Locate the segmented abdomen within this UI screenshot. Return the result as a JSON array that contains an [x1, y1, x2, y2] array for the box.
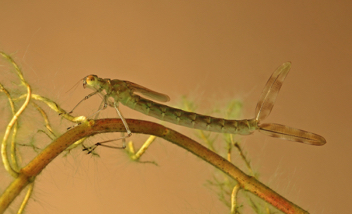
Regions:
[[122, 94, 257, 135]]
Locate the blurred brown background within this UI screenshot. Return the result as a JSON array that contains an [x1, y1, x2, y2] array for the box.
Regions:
[[1, 1, 351, 213]]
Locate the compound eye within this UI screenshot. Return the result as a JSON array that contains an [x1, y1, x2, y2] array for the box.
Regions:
[[86, 75, 96, 82]]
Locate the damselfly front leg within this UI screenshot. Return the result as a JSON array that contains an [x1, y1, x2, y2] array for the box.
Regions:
[[68, 89, 102, 114], [64, 90, 106, 130]]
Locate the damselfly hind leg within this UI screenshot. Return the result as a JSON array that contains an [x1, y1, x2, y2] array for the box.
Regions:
[[82, 101, 132, 153]]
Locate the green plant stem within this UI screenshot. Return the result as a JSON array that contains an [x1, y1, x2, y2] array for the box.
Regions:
[[1, 84, 31, 178], [0, 119, 308, 214]]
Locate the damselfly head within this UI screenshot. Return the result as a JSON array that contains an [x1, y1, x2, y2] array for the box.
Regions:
[[83, 75, 99, 89]]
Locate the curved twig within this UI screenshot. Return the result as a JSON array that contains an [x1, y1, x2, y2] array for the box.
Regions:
[[0, 119, 308, 214]]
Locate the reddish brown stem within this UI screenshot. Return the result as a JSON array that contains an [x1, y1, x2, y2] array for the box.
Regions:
[[0, 119, 308, 214]]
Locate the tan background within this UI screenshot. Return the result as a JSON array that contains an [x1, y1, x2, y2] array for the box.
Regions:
[[1, 1, 351, 213]]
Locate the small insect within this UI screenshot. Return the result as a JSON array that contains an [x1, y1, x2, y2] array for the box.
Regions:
[[68, 62, 326, 152]]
